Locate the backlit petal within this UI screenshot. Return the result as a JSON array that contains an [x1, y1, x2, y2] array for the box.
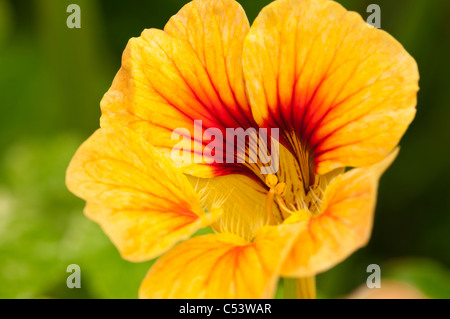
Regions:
[[139, 224, 301, 299], [188, 173, 277, 242], [101, 0, 253, 178], [164, 0, 252, 124], [281, 149, 398, 276], [66, 127, 219, 262], [243, 0, 418, 174]]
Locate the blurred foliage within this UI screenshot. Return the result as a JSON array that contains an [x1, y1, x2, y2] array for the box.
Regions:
[[0, 0, 449, 298], [384, 258, 450, 299]]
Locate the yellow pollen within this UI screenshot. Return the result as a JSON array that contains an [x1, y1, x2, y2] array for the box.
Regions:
[[275, 183, 286, 196], [265, 174, 278, 189]]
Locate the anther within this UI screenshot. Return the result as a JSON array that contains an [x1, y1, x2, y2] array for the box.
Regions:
[[275, 183, 286, 196], [265, 174, 278, 189]]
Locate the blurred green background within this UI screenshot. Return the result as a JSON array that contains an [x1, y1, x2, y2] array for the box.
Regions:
[[0, 0, 449, 298]]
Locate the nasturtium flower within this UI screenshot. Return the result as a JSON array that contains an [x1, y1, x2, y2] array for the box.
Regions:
[[66, 0, 418, 298]]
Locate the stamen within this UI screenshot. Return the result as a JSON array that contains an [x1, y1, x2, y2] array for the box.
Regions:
[[275, 195, 296, 219], [275, 183, 286, 196], [265, 175, 285, 224], [265, 174, 278, 189], [308, 185, 323, 216], [265, 188, 276, 225]]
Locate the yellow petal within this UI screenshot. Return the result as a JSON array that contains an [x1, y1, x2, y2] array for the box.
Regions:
[[101, 0, 253, 178], [243, 0, 418, 175], [139, 224, 301, 299], [188, 173, 277, 242], [66, 127, 219, 262], [281, 149, 398, 277]]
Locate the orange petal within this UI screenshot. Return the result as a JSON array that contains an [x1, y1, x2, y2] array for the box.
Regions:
[[281, 149, 398, 277], [164, 0, 252, 125], [139, 224, 301, 298], [101, 0, 253, 178], [243, 0, 419, 175], [66, 127, 219, 262]]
